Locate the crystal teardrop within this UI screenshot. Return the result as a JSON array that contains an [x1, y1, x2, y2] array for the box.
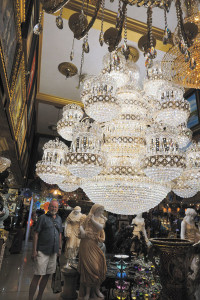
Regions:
[[56, 16, 63, 29], [184, 50, 190, 62], [70, 50, 74, 61], [190, 58, 196, 70], [83, 41, 89, 53], [99, 32, 104, 46], [145, 58, 153, 68], [33, 23, 42, 35]]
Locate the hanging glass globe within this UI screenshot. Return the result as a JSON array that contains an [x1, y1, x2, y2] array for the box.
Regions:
[[57, 104, 84, 141], [81, 74, 120, 122], [65, 119, 104, 178], [36, 138, 68, 184], [143, 123, 186, 182]]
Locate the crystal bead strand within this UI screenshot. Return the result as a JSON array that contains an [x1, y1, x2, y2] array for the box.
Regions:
[[56, 8, 63, 29], [99, 0, 105, 46], [33, 9, 44, 35], [175, 0, 196, 69], [163, 7, 171, 45], [122, 5, 130, 60]]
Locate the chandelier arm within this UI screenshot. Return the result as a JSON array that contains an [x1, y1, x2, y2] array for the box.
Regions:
[[108, 2, 128, 52], [40, 0, 72, 14], [74, 0, 102, 40]]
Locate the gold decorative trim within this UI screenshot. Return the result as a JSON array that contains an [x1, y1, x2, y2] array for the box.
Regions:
[[9, 55, 26, 140], [0, 0, 23, 102], [19, 0, 26, 22], [37, 3, 44, 94], [36, 92, 84, 108]]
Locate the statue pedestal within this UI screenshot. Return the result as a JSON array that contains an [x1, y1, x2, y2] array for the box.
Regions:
[[150, 238, 193, 300], [59, 267, 79, 300]]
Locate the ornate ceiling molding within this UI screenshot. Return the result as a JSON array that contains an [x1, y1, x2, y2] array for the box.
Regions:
[[36, 92, 84, 107]]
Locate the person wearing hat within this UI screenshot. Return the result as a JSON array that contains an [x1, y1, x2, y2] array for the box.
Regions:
[[64, 206, 86, 268]]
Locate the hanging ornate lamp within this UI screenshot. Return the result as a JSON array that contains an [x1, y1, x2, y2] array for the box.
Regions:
[[57, 104, 84, 141], [36, 138, 68, 184]]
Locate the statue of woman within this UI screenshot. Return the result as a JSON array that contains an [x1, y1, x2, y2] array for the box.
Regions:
[[130, 213, 151, 257], [64, 206, 86, 268], [181, 208, 200, 299], [78, 204, 107, 300], [181, 208, 200, 243]]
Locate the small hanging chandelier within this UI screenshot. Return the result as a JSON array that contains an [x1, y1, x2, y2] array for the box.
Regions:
[[57, 104, 84, 141], [36, 138, 68, 184], [81, 74, 120, 123]]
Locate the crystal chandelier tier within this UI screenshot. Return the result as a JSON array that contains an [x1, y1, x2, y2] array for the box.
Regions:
[[143, 123, 186, 182], [36, 138, 68, 184], [172, 169, 198, 198], [102, 52, 129, 88], [185, 142, 200, 189], [65, 119, 104, 178], [58, 170, 80, 192], [81, 170, 171, 215], [177, 123, 192, 148], [57, 104, 84, 141], [81, 74, 120, 122], [153, 83, 190, 127], [0, 157, 11, 173], [143, 61, 169, 98]]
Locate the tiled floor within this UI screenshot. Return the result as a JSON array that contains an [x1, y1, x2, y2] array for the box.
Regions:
[[0, 241, 63, 300]]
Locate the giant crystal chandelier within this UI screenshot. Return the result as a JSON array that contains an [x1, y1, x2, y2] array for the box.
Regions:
[[36, 54, 200, 215]]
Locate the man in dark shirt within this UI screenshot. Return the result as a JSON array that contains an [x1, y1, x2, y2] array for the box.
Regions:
[[29, 200, 62, 300]]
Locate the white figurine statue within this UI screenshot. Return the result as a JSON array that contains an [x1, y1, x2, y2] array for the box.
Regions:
[[131, 213, 151, 256], [64, 206, 86, 268], [0, 196, 9, 229], [181, 208, 200, 300], [181, 208, 200, 243]]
